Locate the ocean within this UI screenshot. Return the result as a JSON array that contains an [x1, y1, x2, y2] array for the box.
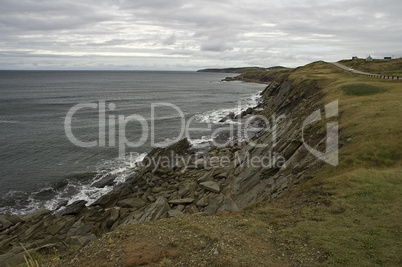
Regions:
[[0, 70, 266, 214]]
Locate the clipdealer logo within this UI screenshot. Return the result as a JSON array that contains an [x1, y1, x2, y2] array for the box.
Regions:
[[64, 99, 339, 167]]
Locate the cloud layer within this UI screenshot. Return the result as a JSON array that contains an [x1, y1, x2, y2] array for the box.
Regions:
[[0, 0, 401, 70]]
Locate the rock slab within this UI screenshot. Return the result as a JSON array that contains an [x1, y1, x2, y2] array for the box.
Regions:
[[200, 181, 220, 193]]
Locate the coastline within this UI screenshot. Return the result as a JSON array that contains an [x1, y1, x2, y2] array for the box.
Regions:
[[0, 71, 278, 265], [1, 64, 307, 265], [2, 60, 401, 266], [0, 72, 264, 215]]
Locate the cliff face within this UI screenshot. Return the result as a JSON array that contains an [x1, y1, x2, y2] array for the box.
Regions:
[[0, 62, 331, 266]]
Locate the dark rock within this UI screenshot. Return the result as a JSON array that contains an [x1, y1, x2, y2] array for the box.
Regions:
[[143, 138, 191, 172], [168, 210, 183, 217], [67, 221, 93, 237], [214, 172, 228, 179], [0, 214, 24, 231], [204, 194, 224, 215], [57, 200, 87, 216], [152, 186, 164, 193], [196, 196, 209, 207], [219, 196, 240, 212], [178, 182, 197, 197], [147, 195, 156, 202], [118, 185, 133, 197], [117, 198, 147, 209], [194, 158, 205, 169], [46, 219, 67, 235], [23, 208, 51, 221], [168, 198, 195, 205], [176, 205, 185, 212], [24, 220, 44, 239], [141, 188, 152, 202], [90, 189, 121, 208], [134, 197, 171, 223], [184, 204, 199, 214], [219, 112, 236, 123], [91, 174, 117, 188], [238, 107, 254, 118]]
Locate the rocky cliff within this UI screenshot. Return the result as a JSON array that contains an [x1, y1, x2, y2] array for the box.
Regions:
[[0, 62, 331, 266]]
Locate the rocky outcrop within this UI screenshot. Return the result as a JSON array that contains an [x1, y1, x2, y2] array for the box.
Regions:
[[0, 70, 327, 267]]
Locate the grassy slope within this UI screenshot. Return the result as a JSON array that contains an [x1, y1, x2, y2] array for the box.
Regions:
[[42, 62, 402, 266], [234, 68, 291, 83], [197, 66, 285, 73], [257, 61, 402, 265], [339, 58, 402, 76]]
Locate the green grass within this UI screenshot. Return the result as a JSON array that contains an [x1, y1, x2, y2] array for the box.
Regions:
[[248, 168, 402, 266], [339, 58, 402, 74], [253, 60, 402, 265], [341, 83, 385, 96]]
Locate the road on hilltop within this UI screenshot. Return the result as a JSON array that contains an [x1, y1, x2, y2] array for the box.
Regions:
[[331, 62, 374, 75]]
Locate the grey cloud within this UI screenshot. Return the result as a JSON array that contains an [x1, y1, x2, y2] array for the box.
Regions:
[[163, 34, 176, 46], [200, 41, 233, 52], [0, 0, 401, 70]]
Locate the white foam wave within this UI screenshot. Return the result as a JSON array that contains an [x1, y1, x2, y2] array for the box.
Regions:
[[189, 135, 214, 148], [57, 153, 147, 207], [194, 92, 261, 124], [0, 152, 147, 215]]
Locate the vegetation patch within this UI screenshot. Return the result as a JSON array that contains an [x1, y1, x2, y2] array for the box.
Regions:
[[341, 83, 385, 96]]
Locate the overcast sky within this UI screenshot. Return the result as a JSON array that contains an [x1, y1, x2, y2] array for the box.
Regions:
[[0, 0, 401, 70]]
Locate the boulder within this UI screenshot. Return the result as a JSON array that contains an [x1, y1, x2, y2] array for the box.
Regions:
[[196, 196, 209, 207], [136, 197, 171, 223], [67, 221, 92, 237], [151, 187, 164, 193], [219, 112, 236, 122], [0, 214, 24, 231], [117, 198, 147, 209], [203, 194, 224, 215], [46, 219, 68, 235], [178, 182, 197, 197], [90, 189, 121, 208], [194, 158, 205, 169], [57, 200, 87, 216], [91, 174, 117, 188], [168, 210, 183, 218], [147, 195, 156, 202], [199, 181, 220, 193], [218, 196, 240, 212], [168, 198, 195, 205], [23, 208, 51, 221], [143, 138, 191, 172]]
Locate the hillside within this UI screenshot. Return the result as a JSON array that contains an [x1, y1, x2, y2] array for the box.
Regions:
[[2, 61, 401, 267], [339, 58, 402, 76], [197, 66, 285, 74], [222, 67, 291, 83]]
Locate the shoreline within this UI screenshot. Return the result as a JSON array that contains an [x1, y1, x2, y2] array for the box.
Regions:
[[2, 60, 400, 266], [0, 64, 323, 266], [0, 79, 264, 216], [0, 74, 264, 215]]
